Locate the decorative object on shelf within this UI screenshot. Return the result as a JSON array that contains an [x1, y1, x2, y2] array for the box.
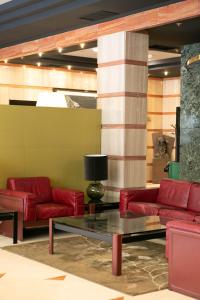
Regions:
[[84, 154, 108, 203], [152, 133, 175, 184]]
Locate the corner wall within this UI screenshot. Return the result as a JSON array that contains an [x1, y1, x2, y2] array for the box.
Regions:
[[0, 105, 101, 192], [147, 77, 180, 183]]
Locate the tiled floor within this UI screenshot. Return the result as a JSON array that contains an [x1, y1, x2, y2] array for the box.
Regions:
[[0, 234, 195, 300]]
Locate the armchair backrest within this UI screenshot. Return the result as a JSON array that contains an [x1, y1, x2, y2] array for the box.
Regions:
[[7, 177, 52, 202], [157, 178, 192, 209]]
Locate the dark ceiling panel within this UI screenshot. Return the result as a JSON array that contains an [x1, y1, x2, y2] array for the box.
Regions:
[[0, 0, 181, 48]]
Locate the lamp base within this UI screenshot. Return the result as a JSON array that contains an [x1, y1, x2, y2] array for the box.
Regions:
[[87, 182, 104, 204]]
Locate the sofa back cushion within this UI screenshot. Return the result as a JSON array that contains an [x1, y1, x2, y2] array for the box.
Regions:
[[7, 177, 52, 202], [188, 183, 200, 212], [157, 178, 192, 209]]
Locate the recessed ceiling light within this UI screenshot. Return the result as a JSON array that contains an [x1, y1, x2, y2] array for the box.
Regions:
[[38, 52, 43, 57], [148, 54, 153, 59], [37, 62, 41, 67], [176, 22, 182, 27], [4, 59, 8, 63], [67, 65, 72, 70], [80, 43, 85, 49], [92, 47, 98, 52], [164, 70, 169, 76], [58, 47, 63, 53]]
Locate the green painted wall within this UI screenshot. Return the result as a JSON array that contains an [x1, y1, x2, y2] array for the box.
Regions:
[[0, 105, 101, 193]]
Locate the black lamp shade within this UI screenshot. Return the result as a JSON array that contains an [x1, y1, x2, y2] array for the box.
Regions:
[[84, 154, 108, 181]]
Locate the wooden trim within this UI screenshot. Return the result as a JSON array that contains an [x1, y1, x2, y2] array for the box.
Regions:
[[104, 186, 145, 192], [148, 94, 163, 99], [148, 77, 164, 81], [147, 145, 176, 149], [102, 124, 146, 129], [0, 62, 96, 75], [0, 83, 52, 90], [147, 128, 175, 132], [98, 92, 147, 98], [108, 155, 146, 160], [163, 94, 180, 98], [147, 163, 153, 166], [163, 77, 180, 81], [147, 180, 153, 183], [148, 112, 176, 115], [0, 1, 199, 60], [98, 59, 147, 68]]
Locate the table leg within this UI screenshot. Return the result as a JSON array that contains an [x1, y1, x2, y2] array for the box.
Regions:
[[49, 218, 54, 254], [13, 212, 18, 244], [112, 234, 122, 276]]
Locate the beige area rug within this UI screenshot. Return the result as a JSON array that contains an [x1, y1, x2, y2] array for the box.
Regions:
[[3, 236, 168, 296]]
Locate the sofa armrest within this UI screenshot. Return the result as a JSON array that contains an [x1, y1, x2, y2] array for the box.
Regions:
[[0, 189, 40, 221], [52, 188, 84, 216], [120, 188, 159, 213]]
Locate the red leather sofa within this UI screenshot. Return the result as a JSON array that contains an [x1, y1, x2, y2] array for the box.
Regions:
[[0, 177, 84, 240], [120, 178, 200, 223], [167, 220, 200, 299]]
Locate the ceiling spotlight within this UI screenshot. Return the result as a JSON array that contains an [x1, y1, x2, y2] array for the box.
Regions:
[[37, 62, 41, 67], [80, 43, 85, 49], [58, 47, 63, 53], [38, 52, 43, 57], [164, 70, 169, 76], [92, 47, 98, 52], [148, 54, 153, 59], [4, 59, 8, 63], [176, 22, 182, 27], [67, 65, 72, 70]]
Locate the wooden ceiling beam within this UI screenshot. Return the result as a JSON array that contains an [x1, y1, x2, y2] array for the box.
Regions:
[[0, 0, 199, 60]]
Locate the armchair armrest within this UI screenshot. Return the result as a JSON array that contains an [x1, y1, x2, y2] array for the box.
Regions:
[[120, 188, 159, 213], [0, 189, 40, 221], [52, 188, 84, 216]]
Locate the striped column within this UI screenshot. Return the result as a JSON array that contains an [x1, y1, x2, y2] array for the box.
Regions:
[[97, 31, 148, 199]]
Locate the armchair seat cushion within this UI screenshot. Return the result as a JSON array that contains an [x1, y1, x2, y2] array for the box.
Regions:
[[36, 203, 74, 220], [159, 208, 196, 222]]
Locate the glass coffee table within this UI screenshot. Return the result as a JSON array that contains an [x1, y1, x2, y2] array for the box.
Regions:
[[49, 210, 166, 276]]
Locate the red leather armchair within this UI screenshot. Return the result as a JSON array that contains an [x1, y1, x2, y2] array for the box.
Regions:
[[0, 177, 84, 240]]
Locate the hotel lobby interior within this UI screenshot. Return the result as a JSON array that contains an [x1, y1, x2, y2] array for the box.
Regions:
[[0, 0, 200, 299]]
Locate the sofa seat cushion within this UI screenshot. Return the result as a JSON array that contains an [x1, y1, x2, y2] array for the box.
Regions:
[[128, 202, 163, 216], [157, 179, 192, 209], [159, 208, 196, 222], [36, 203, 74, 220]]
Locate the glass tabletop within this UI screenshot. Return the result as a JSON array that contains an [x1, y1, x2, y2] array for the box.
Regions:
[[53, 210, 166, 235]]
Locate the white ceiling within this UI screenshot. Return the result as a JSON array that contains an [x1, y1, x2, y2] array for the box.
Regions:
[[65, 47, 180, 61]]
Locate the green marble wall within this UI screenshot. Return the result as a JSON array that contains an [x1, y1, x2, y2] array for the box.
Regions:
[[180, 42, 200, 181]]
